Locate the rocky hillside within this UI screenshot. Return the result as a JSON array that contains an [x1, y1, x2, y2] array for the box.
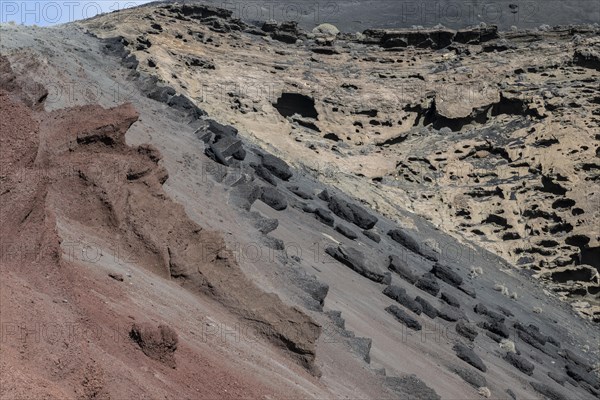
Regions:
[[1, 2, 599, 400], [80, 3, 599, 320]]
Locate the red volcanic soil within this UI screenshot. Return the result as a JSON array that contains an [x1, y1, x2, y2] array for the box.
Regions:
[[0, 56, 319, 399]]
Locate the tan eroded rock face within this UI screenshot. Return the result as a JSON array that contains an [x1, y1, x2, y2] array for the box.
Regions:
[[81, 5, 599, 319]]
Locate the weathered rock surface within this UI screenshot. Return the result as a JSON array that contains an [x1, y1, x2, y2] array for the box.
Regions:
[[415, 273, 440, 296], [452, 343, 487, 372], [81, 4, 600, 321], [504, 353, 535, 376], [385, 305, 422, 331], [130, 323, 179, 368], [383, 285, 423, 315], [328, 196, 378, 229], [325, 245, 390, 283], [388, 255, 419, 284]]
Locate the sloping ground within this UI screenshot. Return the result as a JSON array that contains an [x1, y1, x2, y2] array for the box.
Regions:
[[1, 5, 600, 400], [78, 3, 599, 320], [0, 55, 326, 399]]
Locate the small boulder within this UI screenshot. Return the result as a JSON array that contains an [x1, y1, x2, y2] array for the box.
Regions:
[[259, 153, 293, 180], [387, 229, 438, 261], [388, 255, 418, 284], [431, 263, 463, 287], [287, 185, 313, 200], [504, 353, 534, 376], [385, 305, 422, 331], [335, 224, 358, 240], [109, 272, 124, 282], [453, 343, 486, 372], [453, 366, 486, 388], [363, 230, 381, 243], [251, 163, 277, 186], [328, 196, 378, 229], [259, 187, 288, 210], [441, 292, 460, 308], [415, 273, 440, 296], [325, 245, 388, 283], [383, 285, 423, 315], [130, 323, 178, 368], [530, 382, 569, 400], [314, 208, 335, 227], [456, 320, 478, 341], [312, 23, 340, 39], [415, 296, 438, 319]]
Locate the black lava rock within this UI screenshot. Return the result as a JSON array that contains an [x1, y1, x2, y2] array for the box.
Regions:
[[438, 305, 466, 322], [455, 320, 478, 341], [328, 196, 378, 229], [441, 292, 460, 308], [415, 296, 438, 319], [314, 208, 334, 227], [431, 263, 463, 287], [566, 363, 599, 388], [287, 185, 313, 200], [383, 285, 423, 315], [388, 255, 418, 284], [325, 246, 389, 283], [387, 229, 438, 261], [317, 189, 330, 201], [335, 224, 358, 240], [453, 366, 486, 388], [415, 273, 440, 296], [363, 230, 381, 243], [385, 305, 422, 331], [259, 187, 288, 210], [530, 382, 569, 400], [385, 375, 440, 400], [504, 352, 534, 376], [483, 321, 510, 339], [474, 304, 505, 324], [453, 343, 487, 372], [259, 153, 293, 180]]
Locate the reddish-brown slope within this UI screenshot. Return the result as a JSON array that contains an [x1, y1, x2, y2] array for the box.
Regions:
[[0, 55, 320, 399]]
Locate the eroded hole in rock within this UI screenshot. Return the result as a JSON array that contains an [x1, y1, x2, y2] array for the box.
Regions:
[[551, 268, 593, 283], [552, 198, 576, 209], [274, 93, 318, 119], [565, 234, 591, 248], [580, 246, 600, 271]]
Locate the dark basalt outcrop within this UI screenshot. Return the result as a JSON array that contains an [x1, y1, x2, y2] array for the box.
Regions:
[[385, 375, 440, 400], [388, 255, 419, 284], [259, 153, 293, 181], [431, 263, 463, 287], [325, 246, 390, 283], [455, 320, 478, 341], [452, 343, 486, 372], [328, 196, 378, 230], [259, 187, 288, 211], [334, 223, 358, 240], [385, 305, 422, 331], [383, 285, 423, 315], [504, 353, 535, 376], [387, 229, 438, 261], [415, 296, 438, 319], [368, 26, 499, 50], [415, 273, 440, 296]]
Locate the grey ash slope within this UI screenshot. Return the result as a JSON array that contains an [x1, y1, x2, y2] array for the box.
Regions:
[[2, 10, 599, 400], [78, 1, 600, 323], [91, 26, 599, 399]]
